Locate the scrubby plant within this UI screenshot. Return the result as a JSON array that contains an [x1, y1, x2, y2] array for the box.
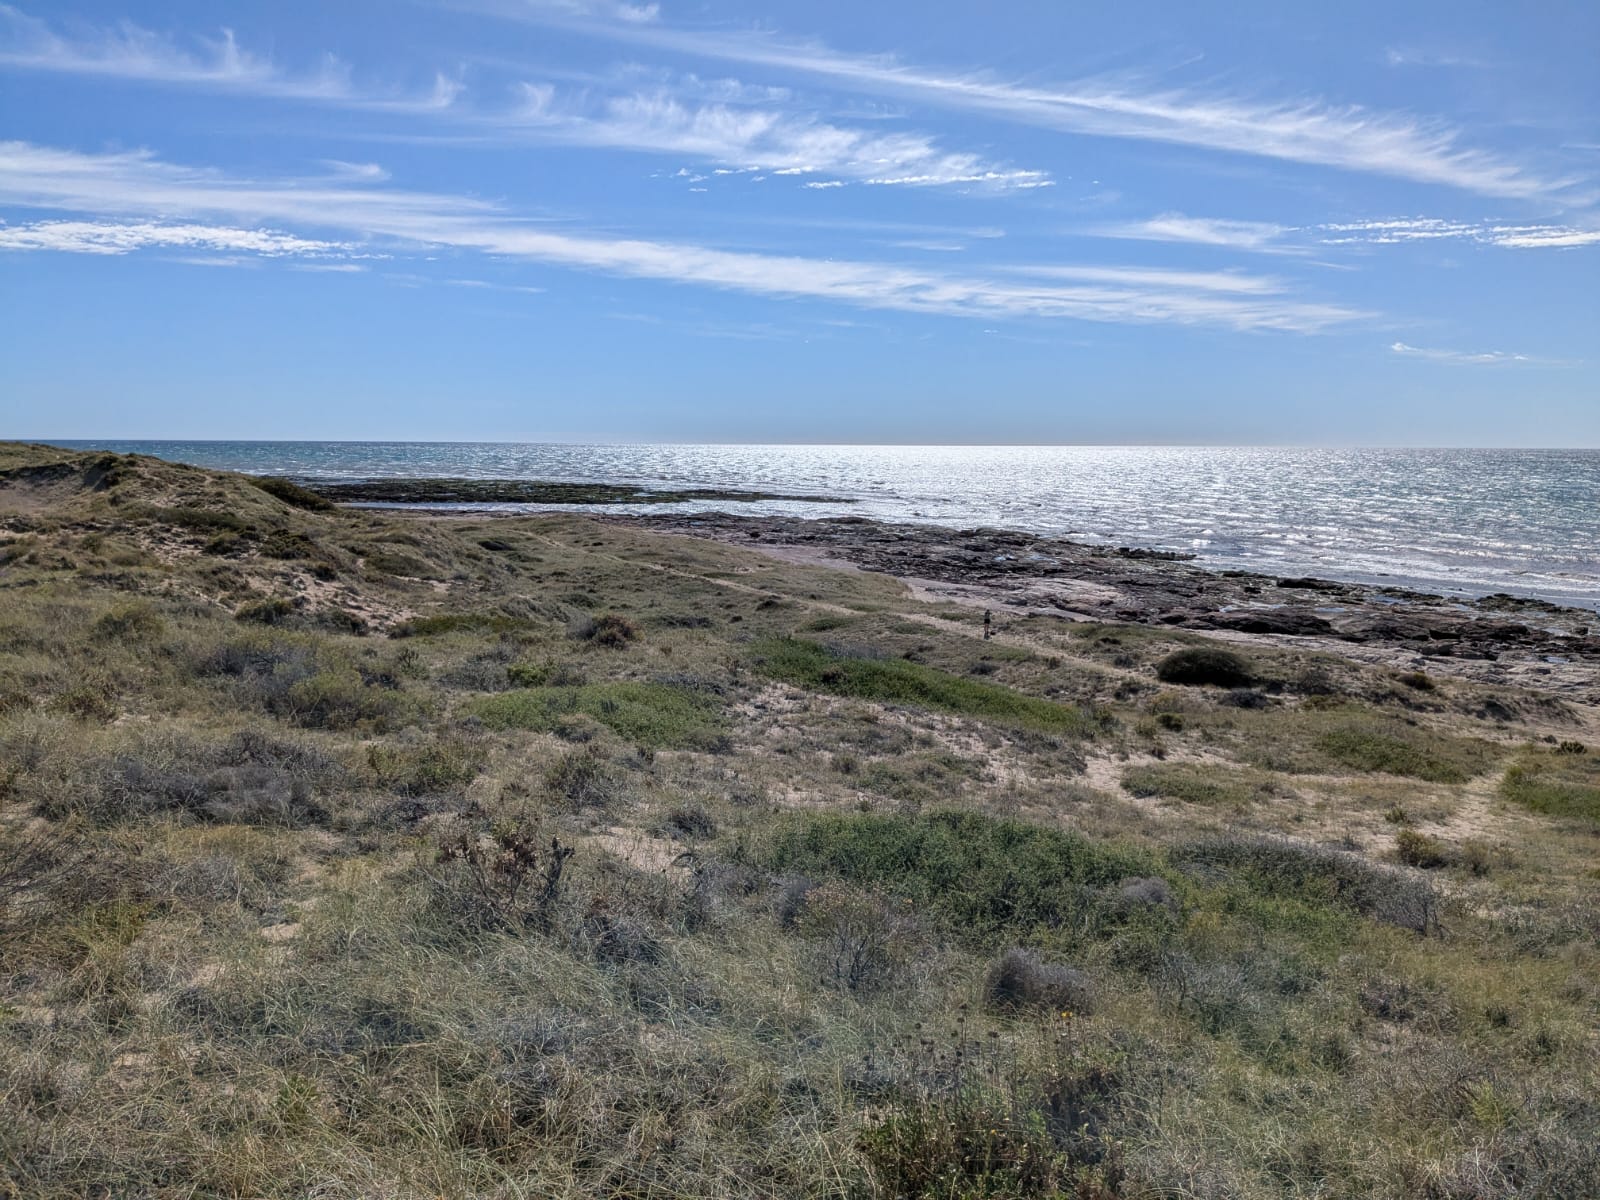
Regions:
[[984, 948, 1096, 1014], [1154, 647, 1255, 688], [1175, 835, 1439, 934], [91, 603, 165, 642], [753, 637, 1093, 734], [472, 680, 725, 749], [575, 612, 639, 647], [247, 475, 334, 511], [1395, 828, 1451, 868], [543, 743, 628, 810], [797, 880, 917, 992], [1501, 751, 1600, 823], [766, 810, 1154, 939], [235, 597, 296, 625], [427, 824, 574, 933]]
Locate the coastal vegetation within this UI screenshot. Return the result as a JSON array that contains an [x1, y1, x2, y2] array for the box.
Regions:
[[0, 443, 1596, 1199]]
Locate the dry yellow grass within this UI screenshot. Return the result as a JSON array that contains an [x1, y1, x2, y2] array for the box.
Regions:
[[1, 443, 1596, 1199]]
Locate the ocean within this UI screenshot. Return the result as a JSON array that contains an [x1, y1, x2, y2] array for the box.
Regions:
[[49, 441, 1600, 611]]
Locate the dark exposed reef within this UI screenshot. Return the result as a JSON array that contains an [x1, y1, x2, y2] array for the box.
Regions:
[[291, 476, 853, 507], [606, 510, 1600, 699]]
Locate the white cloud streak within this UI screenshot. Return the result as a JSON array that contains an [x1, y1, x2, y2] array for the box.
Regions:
[[471, 3, 1570, 199], [0, 218, 355, 258], [0, 141, 1365, 332], [508, 82, 1051, 190], [1099, 212, 1600, 253], [1389, 341, 1571, 367], [1320, 217, 1600, 248], [1097, 213, 1294, 251], [1, 9, 1049, 194], [0, 5, 459, 110]]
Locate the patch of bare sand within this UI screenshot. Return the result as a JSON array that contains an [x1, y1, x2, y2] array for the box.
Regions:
[[590, 829, 687, 874]]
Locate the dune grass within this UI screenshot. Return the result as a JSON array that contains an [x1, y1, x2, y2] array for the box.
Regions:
[[0, 443, 1596, 1200], [751, 636, 1094, 735], [471, 680, 727, 749]]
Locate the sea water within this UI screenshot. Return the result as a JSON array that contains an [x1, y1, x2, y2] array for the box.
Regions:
[[50, 441, 1600, 610]]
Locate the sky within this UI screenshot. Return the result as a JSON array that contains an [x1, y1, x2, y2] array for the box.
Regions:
[[1, 0, 1597, 444]]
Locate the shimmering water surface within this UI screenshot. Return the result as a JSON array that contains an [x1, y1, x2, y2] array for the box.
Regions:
[[53, 442, 1600, 610]]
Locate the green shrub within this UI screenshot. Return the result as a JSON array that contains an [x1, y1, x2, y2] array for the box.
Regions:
[[247, 476, 334, 511], [984, 948, 1095, 1014], [1502, 754, 1600, 823], [1233, 706, 1497, 783], [390, 612, 532, 638], [235, 597, 296, 625], [92, 603, 165, 642], [543, 744, 628, 809], [1314, 722, 1480, 783], [1121, 764, 1273, 808], [764, 810, 1152, 939], [1155, 647, 1255, 688], [752, 638, 1092, 735], [152, 506, 251, 534], [363, 550, 435, 578], [1175, 836, 1438, 934], [365, 737, 485, 796], [505, 661, 553, 688], [1395, 828, 1451, 868], [472, 681, 725, 750], [575, 612, 639, 647]]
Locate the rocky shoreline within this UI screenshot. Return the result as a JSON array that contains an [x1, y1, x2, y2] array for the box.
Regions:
[[600, 510, 1600, 702], [293, 476, 852, 507]]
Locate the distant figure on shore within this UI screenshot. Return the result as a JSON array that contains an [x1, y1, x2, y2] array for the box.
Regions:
[[983, 609, 992, 639]]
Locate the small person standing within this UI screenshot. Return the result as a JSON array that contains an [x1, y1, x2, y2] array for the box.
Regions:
[[983, 609, 992, 640]]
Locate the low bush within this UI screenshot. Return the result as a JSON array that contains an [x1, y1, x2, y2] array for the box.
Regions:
[[575, 612, 639, 647], [1154, 647, 1255, 688], [152, 506, 251, 534], [390, 612, 532, 638], [543, 744, 630, 810], [235, 597, 296, 625], [1233, 705, 1497, 783], [753, 638, 1093, 735], [92, 603, 165, 642], [247, 476, 334, 511], [797, 881, 917, 992], [1395, 828, 1451, 868], [363, 549, 436, 578], [1314, 722, 1481, 783], [471, 681, 725, 750], [1175, 836, 1438, 934], [426, 824, 574, 934], [1502, 752, 1600, 823], [1121, 763, 1274, 808], [984, 948, 1096, 1014], [765, 810, 1153, 939], [365, 736, 485, 796], [200, 634, 419, 731]]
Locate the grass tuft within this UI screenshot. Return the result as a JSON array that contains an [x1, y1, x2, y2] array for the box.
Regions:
[[752, 637, 1093, 734]]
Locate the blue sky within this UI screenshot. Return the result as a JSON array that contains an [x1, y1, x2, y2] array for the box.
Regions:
[[1, 0, 1597, 444]]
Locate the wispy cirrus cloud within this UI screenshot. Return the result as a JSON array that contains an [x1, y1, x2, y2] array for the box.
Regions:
[[1096, 213, 1295, 251], [1100, 212, 1600, 252], [0, 9, 1050, 195], [508, 81, 1051, 190], [0, 5, 461, 110], [1390, 341, 1576, 366], [1320, 218, 1600, 248], [0, 218, 357, 258], [463, 2, 1573, 200], [0, 140, 1365, 332]]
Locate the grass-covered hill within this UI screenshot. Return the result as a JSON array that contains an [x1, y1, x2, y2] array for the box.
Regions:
[[1, 442, 1597, 1198]]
